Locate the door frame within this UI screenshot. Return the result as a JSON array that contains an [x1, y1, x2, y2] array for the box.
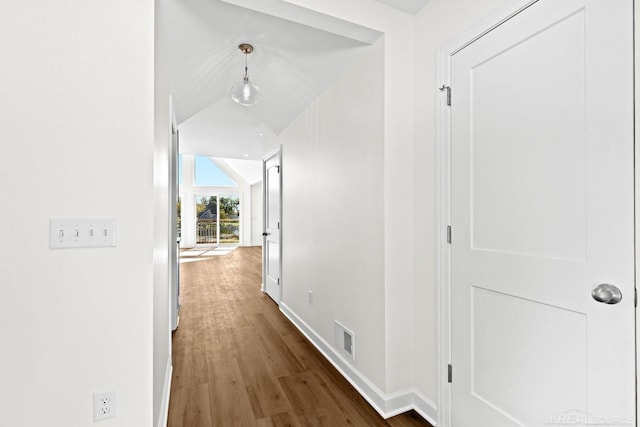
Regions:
[[169, 97, 180, 331], [433, 1, 636, 425], [262, 146, 283, 303]]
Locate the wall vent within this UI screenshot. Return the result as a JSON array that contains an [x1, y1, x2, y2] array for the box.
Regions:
[[334, 321, 355, 360]]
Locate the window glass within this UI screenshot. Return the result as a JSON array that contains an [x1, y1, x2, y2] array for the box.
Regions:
[[194, 156, 237, 186]]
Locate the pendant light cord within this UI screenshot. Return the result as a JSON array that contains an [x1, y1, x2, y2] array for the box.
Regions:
[[244, 54, 249, 81]]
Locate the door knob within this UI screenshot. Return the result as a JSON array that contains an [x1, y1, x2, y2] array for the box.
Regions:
[[591, 283, 623, 304], [262, 232, 270, 237]]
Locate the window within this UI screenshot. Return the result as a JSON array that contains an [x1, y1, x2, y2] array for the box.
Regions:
[[194, 156, 236, 187]]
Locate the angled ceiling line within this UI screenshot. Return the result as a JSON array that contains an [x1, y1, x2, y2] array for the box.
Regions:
[[218, 0, 383, 44], [167, 0, 384, 159]]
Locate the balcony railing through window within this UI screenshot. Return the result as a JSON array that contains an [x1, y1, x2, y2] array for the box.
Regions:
[[196, 219, 217, 244]]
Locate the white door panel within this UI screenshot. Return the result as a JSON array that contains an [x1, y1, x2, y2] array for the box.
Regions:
[[469, 6, 586, 262], [449, 0, 634, 425], [264, 151, 281, 303]]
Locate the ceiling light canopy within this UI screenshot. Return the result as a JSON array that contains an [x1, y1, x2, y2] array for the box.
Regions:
[[230, 43, 262, 107]]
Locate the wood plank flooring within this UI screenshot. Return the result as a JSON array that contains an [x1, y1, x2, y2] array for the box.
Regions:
[[168, 246, 432, 427]]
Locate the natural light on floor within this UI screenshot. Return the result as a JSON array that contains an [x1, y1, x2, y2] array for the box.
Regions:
[[179, 247, 236, 263]]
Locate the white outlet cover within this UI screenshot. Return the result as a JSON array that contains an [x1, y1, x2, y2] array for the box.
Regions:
[[93, 388, 116, 421]]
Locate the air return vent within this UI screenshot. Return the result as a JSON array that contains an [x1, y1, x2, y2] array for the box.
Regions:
[[334, 321, 355, 360]]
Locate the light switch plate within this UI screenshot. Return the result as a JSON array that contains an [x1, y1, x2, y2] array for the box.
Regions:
[[50, 218, 117, 249]]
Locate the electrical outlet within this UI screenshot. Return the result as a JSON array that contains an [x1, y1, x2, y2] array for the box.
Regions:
[[93, 388, 116, 421]]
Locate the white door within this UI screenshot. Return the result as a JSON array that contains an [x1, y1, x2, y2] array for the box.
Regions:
[[170, 124, 180, 330], [263, 150, 281, 303], [449, 1, 635, 426]]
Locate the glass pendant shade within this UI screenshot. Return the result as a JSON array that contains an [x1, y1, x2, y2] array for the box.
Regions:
[[230, 44, 262, 107], [230, 76, 262, 106]]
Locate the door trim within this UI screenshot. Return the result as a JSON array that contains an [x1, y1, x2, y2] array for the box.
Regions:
[[169, 97, 180, 332], [262, 146, 283, 303], [436, 2, 545, 426]]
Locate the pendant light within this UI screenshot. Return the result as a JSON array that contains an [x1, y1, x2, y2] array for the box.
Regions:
[[230, 43, 262, 107]]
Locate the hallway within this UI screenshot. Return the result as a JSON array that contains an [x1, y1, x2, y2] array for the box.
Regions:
[[168, 247, 432, 426]]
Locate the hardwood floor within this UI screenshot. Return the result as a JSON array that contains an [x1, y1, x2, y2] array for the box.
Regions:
[[168, 246, 432, 427]]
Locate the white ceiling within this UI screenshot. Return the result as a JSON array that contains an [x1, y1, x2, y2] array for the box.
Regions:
[[371, 0, 432, 14], [165, 0, 429, 182], [163, 0, 383, 161], [222, 158, 263, 185], [178, 98, 269, 160]]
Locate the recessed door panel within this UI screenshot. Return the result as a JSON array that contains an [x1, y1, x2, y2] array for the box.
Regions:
[[470, 10, 586, 261], [471, 286, 587, 425]]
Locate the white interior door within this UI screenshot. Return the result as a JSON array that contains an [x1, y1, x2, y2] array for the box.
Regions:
[[170, 123, 180, 330], [263, 150, 281, 303], [449, 1, 635, 425]]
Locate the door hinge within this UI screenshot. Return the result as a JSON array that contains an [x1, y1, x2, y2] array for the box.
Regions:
[[276, 165, 280, 173], [635, 288, 637, 307], [277, 221, 280, 229], [448, 364, 453, 383], [440, 85, 451, 106], [277, 278, 280, 286], [447, 226, 452, 244]]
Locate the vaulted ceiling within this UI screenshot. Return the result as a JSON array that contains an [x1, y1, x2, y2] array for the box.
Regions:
[[161, 0, 430, 161]]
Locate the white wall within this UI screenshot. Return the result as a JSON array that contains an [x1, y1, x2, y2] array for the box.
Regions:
[[264, 39, 386, 389], [274, 0, 417, 396], [154, 0, 174, 425], [251, 182, 264, 246], [0, 1, 155, 426], [412, 0, 507, 402]]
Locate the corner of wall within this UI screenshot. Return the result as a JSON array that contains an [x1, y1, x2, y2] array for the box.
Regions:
[[157, 356, 173, 427], [281, 303, 438, 424]]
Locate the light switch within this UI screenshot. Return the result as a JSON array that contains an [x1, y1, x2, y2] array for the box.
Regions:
[[50, 218, 117, 249]]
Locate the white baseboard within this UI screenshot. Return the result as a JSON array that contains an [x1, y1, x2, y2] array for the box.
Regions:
[[279, 303, 438, 424], [380, 389, 437, 424], [158, 356, 173, 427], [384, 389, 415, 417], [413, 390, 438, 426]]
